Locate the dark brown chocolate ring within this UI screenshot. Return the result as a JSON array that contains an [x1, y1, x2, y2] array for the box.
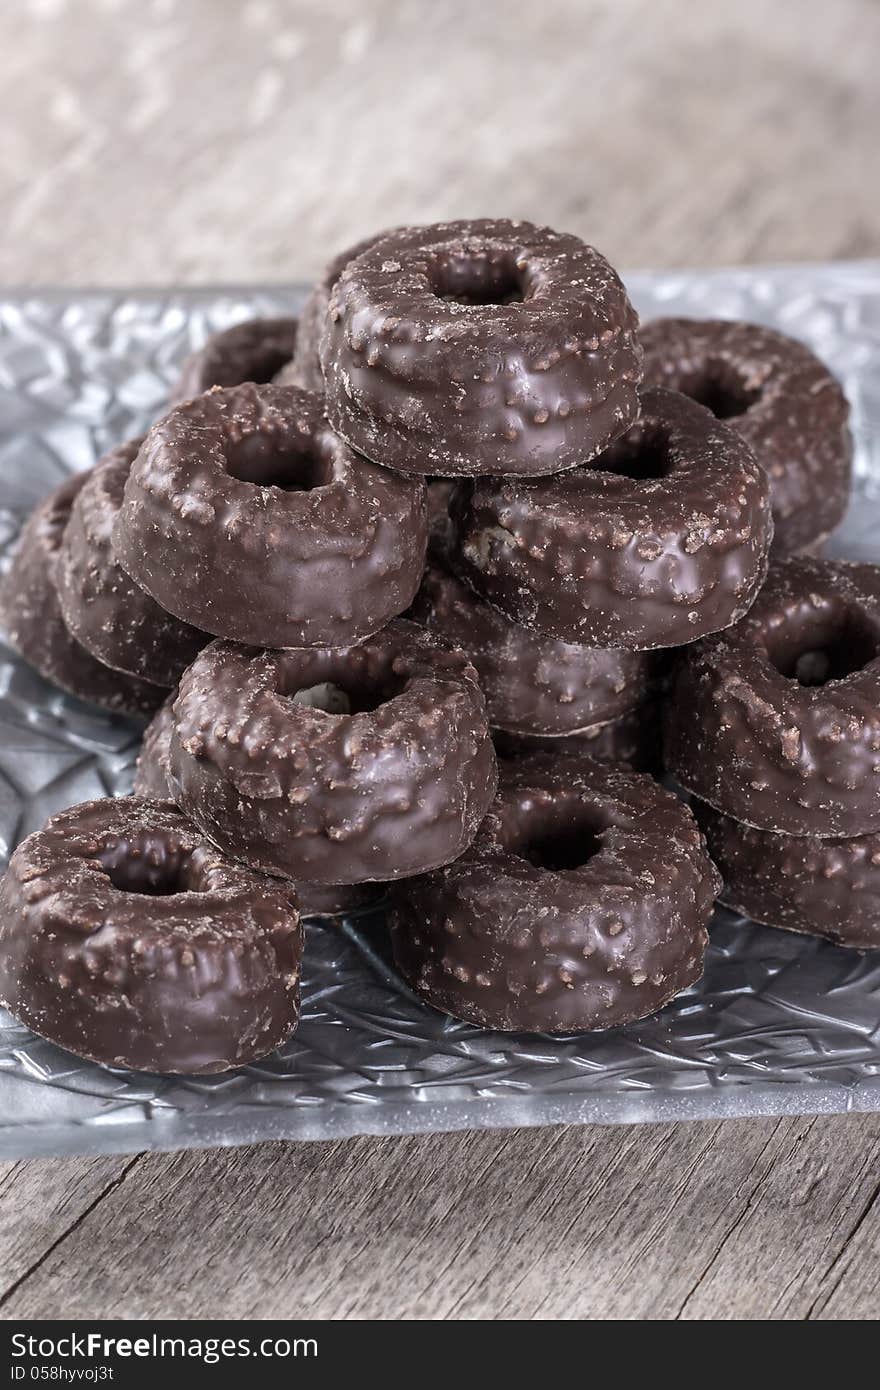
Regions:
[[665, 557, 880, 837], [172, 316, 298, 402], [0, 474, 166, 718], [389, 753, 718, 1033], [57, 440, 208, 686], [410, 547, 654, 735], [640, 317, 852, 555], [169, 619, 497, 885], [287, 229, 399, 392], [320, 218, 642, 478], [112, 382, 428, 649], [0, 796, 302, 1073], [134, 696, 385, 918], [492, 698, 663, 776], [695, 800, 880, 950], [452, 386, 772, 649]]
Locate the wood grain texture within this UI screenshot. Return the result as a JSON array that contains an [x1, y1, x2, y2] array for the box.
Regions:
[[1, 1118, 879, 1319], [1, 0, 879, 1322], [0, 0, 877, 286]]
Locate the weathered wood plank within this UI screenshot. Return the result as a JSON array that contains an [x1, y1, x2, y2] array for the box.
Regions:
[[1, 1119, 878, 1319]]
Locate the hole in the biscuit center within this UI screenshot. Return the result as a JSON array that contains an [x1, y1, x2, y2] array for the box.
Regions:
[[681, 360, 760, 419], [429, 249, 526, 307], [598, 423, 672, 481], [225, 434, 333, 490], [98, 835, 202, 896], [522, 824, 602, 871], [767, 605, 879, 686], [277, 657, 408, 716], [512, 805, 607, 872]]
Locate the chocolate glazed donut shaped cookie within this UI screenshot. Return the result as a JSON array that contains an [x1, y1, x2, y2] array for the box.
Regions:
[[0, 797, 302, 1073], [695, 801, 880, 950], [409, 547, 655, 735], [389, 754, 719, 1033], [112, 383, 428, 649], [172, 316, 298, 402], [665, 557, 880, 837], [320, 218, 643, 478], [453, 387, 773, 649], [134, 696, 385, 918], [640, 317, 852, 554], [169, 620, 498, 885], [57, 440, 208, 686], [0, 474, 165, 718]]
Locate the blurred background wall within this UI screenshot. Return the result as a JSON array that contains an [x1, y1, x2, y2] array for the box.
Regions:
[[1, 0, 878, 285]]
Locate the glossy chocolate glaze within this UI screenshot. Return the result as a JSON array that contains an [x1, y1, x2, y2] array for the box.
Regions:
[[640, 317, 852, 554], [134, 696, 385, 917], [0, 797, 302, 1073], [409, 547, 654, 735], [453, 387, 772, 648], [57, 440, 208, 686], [320, 218, 642, 478], [0, 474, 165, 718], [169, 620, 497, 885], [492, 698, 664, 776], [696, 800, 880, 949], [665, 557, 880, 836], [390, 754, 718, 1032], [112, 382, 428, 649], [172, 316, 298, 402], [288, 229, 399, 392]]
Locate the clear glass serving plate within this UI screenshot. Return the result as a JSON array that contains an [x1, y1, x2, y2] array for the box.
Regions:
[[1, 263, 879, 1160]]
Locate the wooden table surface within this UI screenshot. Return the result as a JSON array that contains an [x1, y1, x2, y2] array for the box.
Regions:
[[1, 0, 879, 1321]]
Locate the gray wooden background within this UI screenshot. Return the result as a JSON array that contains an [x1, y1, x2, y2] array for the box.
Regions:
[[1, 0, 879, 1320]]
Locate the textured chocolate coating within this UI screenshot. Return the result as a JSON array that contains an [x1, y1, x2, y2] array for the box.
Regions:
[[134, 696, 384, 918], [453, 387, 772, 649], [57, 440, 208, 686], [665, 557, 880, 836], [133, 695, 181, 802], [390, 754, 718, 1033], [172, 316, 298, 402], [112, 383, 428, 649], [640, 317, 852, 554], [0, 474, 165, 718], [320, 218, 642, 478], [409, 549, 654, 735], [169, 619, 497, 884], [0, 797, 302, 1073], [288, 230, 399, 392], [492, 699, 664, 776], [695, 801, 880, 950]]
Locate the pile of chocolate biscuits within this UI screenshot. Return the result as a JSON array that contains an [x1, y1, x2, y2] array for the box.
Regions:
[[0, 218, 870, 1076]]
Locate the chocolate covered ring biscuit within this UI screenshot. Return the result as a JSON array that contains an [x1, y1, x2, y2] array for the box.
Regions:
[[321, 218, 642, 478], [695, 801, 880, 950], [134, 697, 384, 918], [665, 557, 880, 837], [169, 619, 497, 884], [410, 549, 654, 735], [492, 700, 663, 775], [113, 383, 428, 649], [0, 797, 302, 1073], [57, 440, 208, 686], [453, 387, 772, 649], [284, 230, 398, 392], [0, 475, 165, 718], [173, 316, 298, 402], [390, 754, 718, 1033], [640, 317, 852, 554]]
